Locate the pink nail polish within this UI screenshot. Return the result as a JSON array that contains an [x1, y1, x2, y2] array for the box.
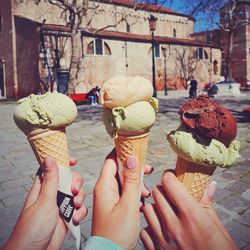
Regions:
[[126, 156, 137, 169], [44, 157, 52, 170]]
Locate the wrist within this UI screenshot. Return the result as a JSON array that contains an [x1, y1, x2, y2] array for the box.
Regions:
[[85, 236, 124, 250]]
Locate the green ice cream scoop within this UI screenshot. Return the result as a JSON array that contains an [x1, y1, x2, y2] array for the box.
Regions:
[[14, 92, 77, 135], [103, 98, 158, 138], [167, 126, 240, 168]]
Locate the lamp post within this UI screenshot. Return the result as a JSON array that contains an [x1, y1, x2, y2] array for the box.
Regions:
[[148, 14, 157, 98], [162, 47, 168, 95]]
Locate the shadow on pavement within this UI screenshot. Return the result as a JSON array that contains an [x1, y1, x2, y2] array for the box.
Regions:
[[75, 97, 250, 124], [214, 98, 250, 124], [76, 105, 103, 122]]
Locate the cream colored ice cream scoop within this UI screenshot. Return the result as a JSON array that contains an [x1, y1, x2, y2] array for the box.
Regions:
[[100, 76, 153, 108], [14, 92, 77, 134], [167, 126, 240, 168], [103, 98, 158, 138]]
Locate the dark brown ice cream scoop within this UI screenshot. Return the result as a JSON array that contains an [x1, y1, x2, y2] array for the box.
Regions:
[[179, 94, 237, 146]]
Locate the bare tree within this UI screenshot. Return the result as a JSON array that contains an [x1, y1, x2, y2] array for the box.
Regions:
[[173, 46, 198, 89], [28, 0, 173, 93], [184, 0, 249, 81]]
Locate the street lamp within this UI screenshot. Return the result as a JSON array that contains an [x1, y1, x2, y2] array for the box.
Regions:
[[162, 47, 168, 95], [148, 14, 157, 98]]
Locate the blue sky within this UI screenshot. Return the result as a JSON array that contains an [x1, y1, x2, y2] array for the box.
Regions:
[[167, 1, 219, 32]]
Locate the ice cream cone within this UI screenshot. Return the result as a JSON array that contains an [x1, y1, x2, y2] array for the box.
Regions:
[[176, 156, 216, 200], [115, 133, 149, 186], [28, 127, 69, 168]]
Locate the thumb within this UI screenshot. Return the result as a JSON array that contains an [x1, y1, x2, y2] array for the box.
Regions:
[[199, 181, 233, 240], [200, 181, 217, 207], [38, 157, 59, 205], [120, 156, 141, 204]]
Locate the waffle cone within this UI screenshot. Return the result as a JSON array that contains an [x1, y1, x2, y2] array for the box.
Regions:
[[176, 156, 216, 200], [28, 128, 69, 167], [115, 133, 149, 186]]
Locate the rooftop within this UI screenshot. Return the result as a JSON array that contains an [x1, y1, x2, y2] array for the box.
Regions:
[[40, 24, 221, 48]]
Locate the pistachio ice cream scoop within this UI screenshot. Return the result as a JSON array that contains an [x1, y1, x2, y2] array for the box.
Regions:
[[14, 92, 77, 135], [167, 125, 240, 168], [103, 99, 158, 137]]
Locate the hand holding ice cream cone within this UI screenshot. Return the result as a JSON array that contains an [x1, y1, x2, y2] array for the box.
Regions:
[[99, 76, 158, 194], [92, 150, 142, 250], [13, 92, 82, 249], [3, 157, 87, 250]]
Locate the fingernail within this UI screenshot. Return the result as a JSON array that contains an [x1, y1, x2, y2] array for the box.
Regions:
[[163, 169, 176, 176], [44, 157, 53, 170], [208, 181, 217, 198], [72, 181, 81, 194], [126, 156, 137, 170], [149, 167, 154, 174]]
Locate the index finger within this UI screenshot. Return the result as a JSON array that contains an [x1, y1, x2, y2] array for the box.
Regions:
[[98, 148, 118, 183], [161, 172, 198, 214], [71, 171, 84, 195]]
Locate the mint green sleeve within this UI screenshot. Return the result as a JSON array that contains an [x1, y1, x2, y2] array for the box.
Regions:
[[84, 236, 124, 250]]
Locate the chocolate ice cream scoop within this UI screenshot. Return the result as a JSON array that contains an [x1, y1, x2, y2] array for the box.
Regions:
[[179, 95, 237, 146]]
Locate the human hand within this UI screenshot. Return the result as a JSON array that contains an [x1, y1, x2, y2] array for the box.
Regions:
[[3, 157, 87, 250], [92, 149, 143, 249], [140, 171, 238, 250]]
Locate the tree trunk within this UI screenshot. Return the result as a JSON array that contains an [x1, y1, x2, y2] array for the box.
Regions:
[[225, 30, 233, 81], [68, 26, 82, 94]]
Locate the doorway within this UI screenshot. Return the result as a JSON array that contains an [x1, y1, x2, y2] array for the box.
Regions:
[[0, 59, 5, 97]]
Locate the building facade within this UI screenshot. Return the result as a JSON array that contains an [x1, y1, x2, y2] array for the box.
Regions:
[[191, 1, 250, 86], [0, 0, 222, 98]]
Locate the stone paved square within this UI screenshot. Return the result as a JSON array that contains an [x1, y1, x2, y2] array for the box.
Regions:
[[0, 90, 249, 249]]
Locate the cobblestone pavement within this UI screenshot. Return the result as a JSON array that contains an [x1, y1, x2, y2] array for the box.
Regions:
[[0, 91, 249, 249]]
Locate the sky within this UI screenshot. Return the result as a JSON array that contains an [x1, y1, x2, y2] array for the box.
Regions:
[[167, 1, 220, 32]]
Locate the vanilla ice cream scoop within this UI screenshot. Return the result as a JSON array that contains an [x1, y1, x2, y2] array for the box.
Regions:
[[167, 125, 240, 168], [14, 92, 77, 134], [99, 76, 153, 108]]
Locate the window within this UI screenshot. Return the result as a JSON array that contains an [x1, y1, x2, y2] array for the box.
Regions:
[[173, 29, 176, 37], [126, 23, 130, 33], [87, 41, 94, 54], [95, 39, 103, 55], [155, 44, 160, 58], [104, 42, 111, 55], [198, 48, 203, 59], [213, 60, 218, 75], [149, 44, 160, 58], [86, 39, 111, 56], [196, 48, 208, 60], [204, 50, 208, 59]]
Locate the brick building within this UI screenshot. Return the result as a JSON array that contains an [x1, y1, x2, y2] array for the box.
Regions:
[[0, 0, 222, 99], [191, 0, 250, 86]]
